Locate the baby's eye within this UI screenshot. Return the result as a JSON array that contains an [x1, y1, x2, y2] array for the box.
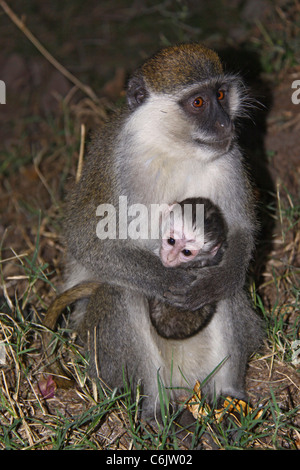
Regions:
[[182, 249, 192, 257], [167, 238, 176, 246]]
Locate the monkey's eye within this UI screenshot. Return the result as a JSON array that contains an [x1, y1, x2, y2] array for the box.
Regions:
[[167, 238, 176, 246], [217, 90, 225, 100], [192, 97, 204, 108], [182, 249, 192, 257]]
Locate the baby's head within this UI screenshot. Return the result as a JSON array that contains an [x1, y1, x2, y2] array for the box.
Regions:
[[160, 199, 226, 268]]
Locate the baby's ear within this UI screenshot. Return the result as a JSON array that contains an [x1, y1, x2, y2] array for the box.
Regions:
[[210, 243, 221, 257]]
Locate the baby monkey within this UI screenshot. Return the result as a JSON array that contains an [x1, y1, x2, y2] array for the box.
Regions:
[[159, 197, 226, 268], [150, 197, 227, 339]]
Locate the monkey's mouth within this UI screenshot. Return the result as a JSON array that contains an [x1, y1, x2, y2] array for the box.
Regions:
[[194, 136, 232, 152]]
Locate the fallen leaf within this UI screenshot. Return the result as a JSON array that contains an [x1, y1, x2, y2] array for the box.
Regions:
[[186, 380, 264, 425], [37, 375, 57, 399]]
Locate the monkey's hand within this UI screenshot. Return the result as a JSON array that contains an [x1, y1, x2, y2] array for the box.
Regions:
[[136, 260, 199, 309], [163, 230, 253, 310]]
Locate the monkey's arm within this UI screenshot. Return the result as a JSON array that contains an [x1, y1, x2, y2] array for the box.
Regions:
[[80, 241, 197, 304]]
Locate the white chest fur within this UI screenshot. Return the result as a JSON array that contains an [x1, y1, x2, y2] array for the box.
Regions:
[[127, 143, 235, 210], [117, 95, 245, 227]]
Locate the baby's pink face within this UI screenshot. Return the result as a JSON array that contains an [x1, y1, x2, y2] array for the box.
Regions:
[[160, 228, 203, 267]]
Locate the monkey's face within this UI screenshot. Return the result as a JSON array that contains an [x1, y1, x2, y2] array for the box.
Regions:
[[160, 233, 203, 268], [127, 74, 245, 163], [178, 80, 237, 153], [125, 44, 253, 164]]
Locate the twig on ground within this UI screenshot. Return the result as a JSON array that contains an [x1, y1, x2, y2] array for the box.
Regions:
[[0, 0, 99, 103]]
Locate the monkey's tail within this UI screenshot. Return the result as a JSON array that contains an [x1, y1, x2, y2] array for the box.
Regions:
[[42, 282, 100, 389]]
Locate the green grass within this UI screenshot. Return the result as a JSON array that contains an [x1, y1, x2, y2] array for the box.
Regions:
[[0, 251, 299, 450]]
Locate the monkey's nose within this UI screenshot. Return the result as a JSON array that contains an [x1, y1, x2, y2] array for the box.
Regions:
[[216, 118, 232, 136], [167, 253, 177, 263]]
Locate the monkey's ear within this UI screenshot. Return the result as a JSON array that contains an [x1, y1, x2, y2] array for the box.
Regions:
[[126, 74, 148, 109]]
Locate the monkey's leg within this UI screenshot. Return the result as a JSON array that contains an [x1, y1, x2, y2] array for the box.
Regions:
[[196, 292, 262, 403], [81, 285, 164, 418], [158, 292, 262, 411]]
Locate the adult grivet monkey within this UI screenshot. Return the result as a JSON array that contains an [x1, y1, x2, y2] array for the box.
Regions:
[[62, 43, 262, 418]]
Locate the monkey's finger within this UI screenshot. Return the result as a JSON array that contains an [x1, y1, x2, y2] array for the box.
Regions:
[[167, 284, 189, 295], [163, 291, 187, 307]]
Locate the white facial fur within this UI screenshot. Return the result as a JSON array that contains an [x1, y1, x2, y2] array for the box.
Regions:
[[117, 78, 249, 230], [160, 229, 203, 267], [159, 202, 203, 267], [120, 95, 228, 204]]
